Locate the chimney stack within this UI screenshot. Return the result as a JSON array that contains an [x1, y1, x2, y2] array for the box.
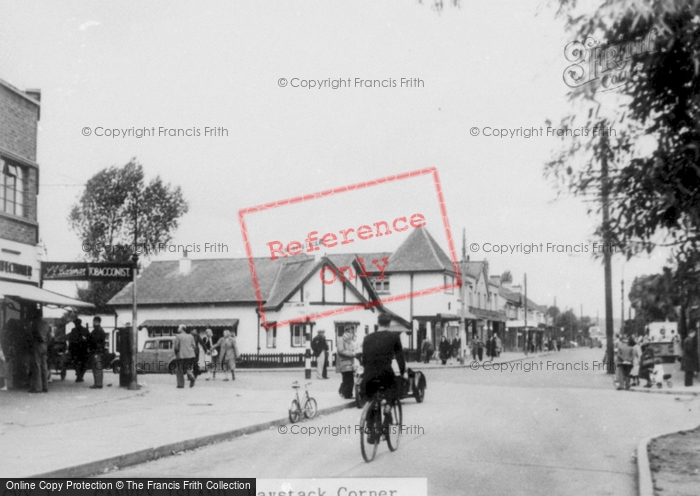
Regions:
[[490, 275, 502, 287], [511, 284, 522, 294], [179, 250, 191, 275]]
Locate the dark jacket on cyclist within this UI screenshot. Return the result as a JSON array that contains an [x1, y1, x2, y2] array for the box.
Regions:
[[361, 329, 406, 399]]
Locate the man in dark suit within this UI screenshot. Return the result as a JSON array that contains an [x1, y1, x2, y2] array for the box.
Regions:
[[361, 313, 406, 403], [311, 330, 329, 379], [68, 319, 90, 383], [89, 316, 106, 389]]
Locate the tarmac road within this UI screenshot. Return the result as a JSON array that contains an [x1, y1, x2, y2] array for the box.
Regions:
[[104, 348, 700, 496]]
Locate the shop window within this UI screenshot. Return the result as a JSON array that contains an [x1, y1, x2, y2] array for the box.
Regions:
[[266, 324, 277, 348], [1, 160, 25, 217]]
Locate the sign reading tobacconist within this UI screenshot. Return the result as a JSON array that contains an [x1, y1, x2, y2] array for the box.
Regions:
[[41, 262, 134, 281]]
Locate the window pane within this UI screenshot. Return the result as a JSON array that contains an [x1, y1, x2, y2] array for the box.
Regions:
[[143, 341, 156, 350]]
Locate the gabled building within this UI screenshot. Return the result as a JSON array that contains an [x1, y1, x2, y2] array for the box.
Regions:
[[461, 261, 506, 343], [108, 253, 402, 357]]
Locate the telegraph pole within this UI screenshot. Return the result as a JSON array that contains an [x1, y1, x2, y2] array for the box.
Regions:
[[129, 193, 140, 390], [601, 122, 615, 373]]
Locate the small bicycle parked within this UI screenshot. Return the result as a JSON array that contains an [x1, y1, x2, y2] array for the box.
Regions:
[[288, 381, 317, 423]]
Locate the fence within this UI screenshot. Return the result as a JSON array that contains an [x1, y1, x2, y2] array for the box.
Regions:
[[237, 349, 422, 368]]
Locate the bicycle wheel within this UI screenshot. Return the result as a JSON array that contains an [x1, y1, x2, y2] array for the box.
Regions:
[[386, 400, 402, 451], [360, 400, 380, 462], [304, 397, 318, 419], [288, 399, 301, 423]]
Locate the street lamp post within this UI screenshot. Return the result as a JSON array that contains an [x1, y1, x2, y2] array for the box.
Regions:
[[128, 195, 140, 390]]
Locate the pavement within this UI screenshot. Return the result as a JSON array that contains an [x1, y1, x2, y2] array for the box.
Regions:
[[101, 348, 700, 496], [0, 350, 548, 478], [2, 348, 698, 483]]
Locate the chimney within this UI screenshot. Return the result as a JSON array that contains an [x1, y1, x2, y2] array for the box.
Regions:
[[490, 275, 501, 287], [511, 284, 522, 294], [179, 250, 191, 275], [502, 281, 512, 290]]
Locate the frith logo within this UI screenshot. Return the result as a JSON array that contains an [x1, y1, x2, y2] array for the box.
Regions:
[[563, 29, 658, 92]]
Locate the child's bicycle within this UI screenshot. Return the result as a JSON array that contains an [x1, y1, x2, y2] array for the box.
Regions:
[[288, 381, 317, 423]]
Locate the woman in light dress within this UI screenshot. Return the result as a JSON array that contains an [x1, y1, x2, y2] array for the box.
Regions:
[[213, 329, 238, 381]]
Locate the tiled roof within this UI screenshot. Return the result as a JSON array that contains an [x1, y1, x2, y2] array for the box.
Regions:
[[462, 261, 486, 280], [264, 258, 320, 309], [326, 252, 392, 272], [387, 228, 456, 272], [109, 255, 312, 306], [498, 286, 542, 310]]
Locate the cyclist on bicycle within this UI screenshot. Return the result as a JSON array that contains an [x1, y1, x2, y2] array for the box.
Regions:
[[361, 312, 406, 443]]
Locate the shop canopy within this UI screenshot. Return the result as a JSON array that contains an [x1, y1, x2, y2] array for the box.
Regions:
[[0, 280, 94, 308], [505, 320, 544, 329]]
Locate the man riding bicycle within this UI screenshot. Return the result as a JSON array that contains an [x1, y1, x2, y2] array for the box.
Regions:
[[361, 312, 406, 443]]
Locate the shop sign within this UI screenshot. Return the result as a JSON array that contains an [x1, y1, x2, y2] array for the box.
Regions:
[[41, 262, 134, 281], [0, 259, 33, 278]]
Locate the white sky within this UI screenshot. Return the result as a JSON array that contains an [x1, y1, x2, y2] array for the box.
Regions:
[[0, 0, 668, 320]]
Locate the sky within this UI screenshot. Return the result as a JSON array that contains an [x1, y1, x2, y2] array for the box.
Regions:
[[0, 0, 670, 321]]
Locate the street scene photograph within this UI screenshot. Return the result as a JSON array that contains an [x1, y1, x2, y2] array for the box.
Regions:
[[1, 1, 700, 495]]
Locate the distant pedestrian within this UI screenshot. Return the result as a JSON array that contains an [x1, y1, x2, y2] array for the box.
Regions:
[[201, 329, 215, 379], [470, 337, 478, 361], [29, 319, 49, 393], [477, 338, 484, 362], [681, 328, 699, 387], [616, 336, 634, 390], [89, 317, 106, 389], [191, 329, 204, 379], [421, 337, 434, 364], [337, 327, 356, 399], [630, 336, 641, 387], [214, 329, 238, 381], [311, 330, 329, 379], [494, 334, 502, 357], [174, 325, 196, 388], [672, 334, 682, 362], [639, 344, 655, 387], [439, 335, 450, 365], [68, 318, 90, 383]]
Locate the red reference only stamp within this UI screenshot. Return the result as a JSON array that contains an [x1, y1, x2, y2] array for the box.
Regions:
[[238, 167, 461, 329]]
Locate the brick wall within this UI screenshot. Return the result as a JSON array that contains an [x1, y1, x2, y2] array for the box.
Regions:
[[0, 215, 37, 244], [0, 83, 40, 162], [0, 80, 40, 246]]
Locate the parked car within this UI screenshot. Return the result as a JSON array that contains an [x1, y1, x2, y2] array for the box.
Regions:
[[110, 336, 177, 374]]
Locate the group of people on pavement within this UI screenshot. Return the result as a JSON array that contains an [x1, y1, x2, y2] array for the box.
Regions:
[[613, 324, 699, 390], [419, 335, 462, 364], [0, 315, 108, 393], [173, 325, 239, 388]]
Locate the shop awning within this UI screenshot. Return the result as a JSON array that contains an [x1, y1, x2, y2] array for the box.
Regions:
[[0, 281, 94, 308], [505, 320, 544, 329], [469, 308, 507, 322], [139, 318, 239, 329]]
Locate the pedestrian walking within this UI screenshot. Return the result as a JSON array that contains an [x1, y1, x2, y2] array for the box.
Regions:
[[213, 329, 238, 381], [201, 329, 216, 379], [439, 335, 450, 365], [477, 337, 484, 362], [681, 328, 699, 387], [672, 334, 682, 362], [88, 317, 106, 389], [174, 325, 196, 388], [337, 327, 356, 399], [68, 318, 90, 383], [311, 330, 329, 379], [470, 336, 478, 361], [191, 329, 204, 379]]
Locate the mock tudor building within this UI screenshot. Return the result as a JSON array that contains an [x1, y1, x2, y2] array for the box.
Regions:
[[107, 227, 463, 361]]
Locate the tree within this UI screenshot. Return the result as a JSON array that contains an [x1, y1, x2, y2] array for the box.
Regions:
[[548, 1, 700, 264], [501, 270, 513, 284], [69, 159, 188, 312]]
